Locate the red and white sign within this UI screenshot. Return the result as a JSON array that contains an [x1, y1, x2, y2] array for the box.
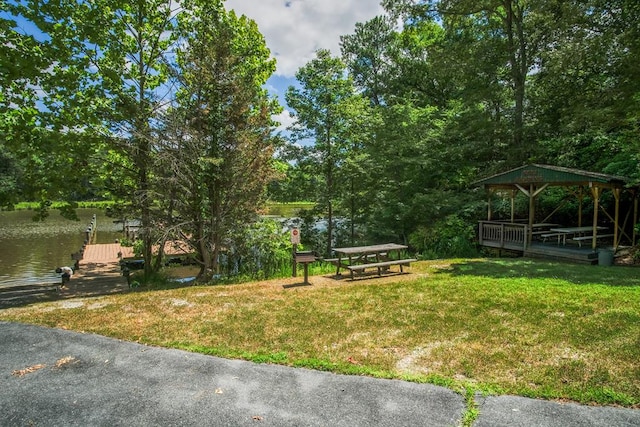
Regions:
[[290, 228, 300, 244]]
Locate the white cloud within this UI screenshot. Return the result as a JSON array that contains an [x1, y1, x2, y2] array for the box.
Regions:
[[225, 0, 384, 77], [272, 109, 297, 133]]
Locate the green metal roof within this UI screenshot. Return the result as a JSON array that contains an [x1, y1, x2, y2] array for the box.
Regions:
[[474, 164, 629, 188]]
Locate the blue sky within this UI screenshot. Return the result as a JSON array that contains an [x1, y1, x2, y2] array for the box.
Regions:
[[225, 0, 385, 131], [3, 0, 385, 134]]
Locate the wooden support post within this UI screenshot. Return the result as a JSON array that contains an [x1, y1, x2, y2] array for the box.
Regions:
[[487, 190, 493, 221], [515, 183, 548, 247], [590, 185, 600, 251], [510, 189, 516, 223], [303, 262, 310, 285], [292, 243, 297, 277], [613, 188, 621, 250], [578, 186, 584, 227], [634, 192, 638, 246], [528, 184, 535, 247]]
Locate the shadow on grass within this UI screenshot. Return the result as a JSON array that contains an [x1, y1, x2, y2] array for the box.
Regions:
[[283, 282, 313, 289], [0, 285, 61, 309], [432, 258, 640, 287]]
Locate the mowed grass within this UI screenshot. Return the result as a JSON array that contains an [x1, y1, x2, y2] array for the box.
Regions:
[[1, 258, 639, 407]]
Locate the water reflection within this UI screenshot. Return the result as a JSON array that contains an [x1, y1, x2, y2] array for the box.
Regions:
[[0, 209, 122, 287]]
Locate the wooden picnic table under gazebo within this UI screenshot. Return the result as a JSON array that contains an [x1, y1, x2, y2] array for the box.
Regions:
[[474, 164, 638, 261]]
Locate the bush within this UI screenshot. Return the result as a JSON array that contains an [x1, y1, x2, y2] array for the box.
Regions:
[[222, 219, 294, 280], [409, 214, 478, 259]]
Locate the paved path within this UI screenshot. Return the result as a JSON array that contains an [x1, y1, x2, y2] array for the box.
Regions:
[[1, 322, 638, 426]]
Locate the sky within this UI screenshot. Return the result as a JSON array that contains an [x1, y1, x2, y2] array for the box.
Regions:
[[224, 0, 385, 131], [3, 0, 386, 134]]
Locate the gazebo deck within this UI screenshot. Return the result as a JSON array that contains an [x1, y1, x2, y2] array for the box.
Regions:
[[524, 242, 600, 264], [475, 164, 638, 261]]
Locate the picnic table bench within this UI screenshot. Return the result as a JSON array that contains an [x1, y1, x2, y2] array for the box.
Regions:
[[346, 258, 417, 279], [324, 253, 382, 265], [570, 234, 614, 248], [540, 232, 567, 245]]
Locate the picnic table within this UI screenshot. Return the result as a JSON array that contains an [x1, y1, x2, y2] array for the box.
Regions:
[[532, 223, 558, 228], [329, 243, 416, 279], [529, 223, 559, 237], [547, 226, 608, 246]]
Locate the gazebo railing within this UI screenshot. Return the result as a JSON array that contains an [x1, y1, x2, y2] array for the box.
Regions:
[[478, 221, 528, 251]]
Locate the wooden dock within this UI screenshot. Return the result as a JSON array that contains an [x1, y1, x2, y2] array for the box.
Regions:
[[1, 243, 135, 308], [0, 239, 199, 308], [80, 244, 134, 264]]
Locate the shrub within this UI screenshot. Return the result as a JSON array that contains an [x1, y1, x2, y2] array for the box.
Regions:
[[409, 214, 478, 259], [222, 219, 294, 280]]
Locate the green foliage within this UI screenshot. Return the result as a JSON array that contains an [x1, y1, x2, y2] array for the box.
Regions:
[[127, 269, 172, 289], [4, 0, 640, 280], [340, 15, 396, 106], [265, 202, 315, 217], [222, 219, 293, 280], [0, 146, 20, 208], [161, 2, 279, 279], [276, 0, 640, 253], [132, 240, 145, 258], [409, 214, 478, 259], [285, 49, 364, 255]]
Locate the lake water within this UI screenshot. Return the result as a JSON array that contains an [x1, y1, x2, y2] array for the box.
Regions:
[[0, 205, 307, 287], [0, 209, 123, 287]]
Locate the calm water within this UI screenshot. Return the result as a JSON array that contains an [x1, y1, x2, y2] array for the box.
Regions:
[[0, 209, 123, 286]]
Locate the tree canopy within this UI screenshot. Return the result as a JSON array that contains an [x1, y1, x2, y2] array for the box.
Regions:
[[277, 0, 640, 255], [1, 0, 281, 279], [2, 0, 639, 263]]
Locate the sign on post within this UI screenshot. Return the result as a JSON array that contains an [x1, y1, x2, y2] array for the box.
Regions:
[[290, 228, 300, 245]]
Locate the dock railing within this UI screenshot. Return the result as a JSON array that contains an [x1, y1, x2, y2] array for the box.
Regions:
[[478, 221, 528, 251]]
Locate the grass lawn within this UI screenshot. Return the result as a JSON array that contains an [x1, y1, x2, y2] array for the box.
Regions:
[[1, 258, 638, 410]]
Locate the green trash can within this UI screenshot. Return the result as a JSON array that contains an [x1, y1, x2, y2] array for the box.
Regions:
[[598, 249, 614, 266]]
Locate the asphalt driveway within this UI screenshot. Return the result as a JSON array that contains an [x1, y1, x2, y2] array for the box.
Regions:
[[1, 322, 638, 426]]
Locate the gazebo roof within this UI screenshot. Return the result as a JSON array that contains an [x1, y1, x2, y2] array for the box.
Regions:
[[474, 164, 629, 189]]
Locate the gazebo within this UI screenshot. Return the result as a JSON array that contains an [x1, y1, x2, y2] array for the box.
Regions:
[[475, 164, 638, 262]]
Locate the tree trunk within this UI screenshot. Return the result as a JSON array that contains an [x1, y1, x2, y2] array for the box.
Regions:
[[350, 176, 356, 245], [503, 0, 527, 163], [325, 122, 333, 256]]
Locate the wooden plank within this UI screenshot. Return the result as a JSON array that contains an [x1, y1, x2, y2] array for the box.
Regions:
[[323, 254, 382, 264], [524, 244, 599, 264], [347, 259, 417, 271], [540, 232, 565, 238], [571, 234, 614, 241], [333, 244, 406, 255], [571, 234, 614, 248], [295, 254, 316, 263], [346, 259, 417, 279]]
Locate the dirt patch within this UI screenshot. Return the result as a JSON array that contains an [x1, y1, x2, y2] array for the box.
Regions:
[[614, 246, 640, 266]]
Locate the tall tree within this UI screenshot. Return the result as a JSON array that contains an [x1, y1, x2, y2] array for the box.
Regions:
[[532, 0, 640, 177], [23, 0, 179, 271], [384, 0, 548, 165], [159, 1, 279, 281], [340, 15, 396, 106], [0, 1, 78, 211], [285, 50, 360, 255]]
